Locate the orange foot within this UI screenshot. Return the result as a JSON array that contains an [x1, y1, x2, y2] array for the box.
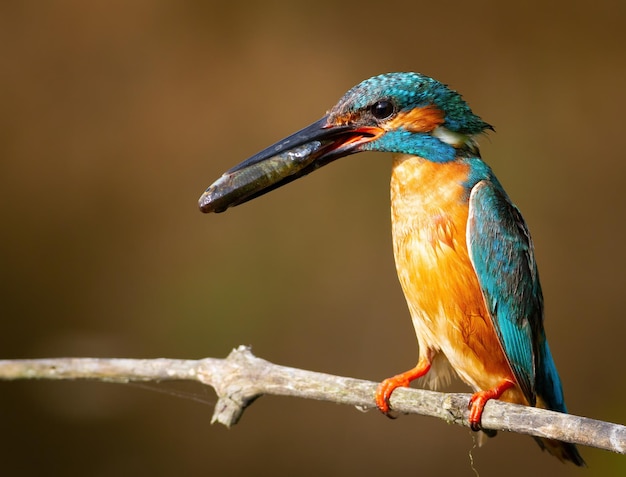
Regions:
[[375, 360, 431, 416], [468, 379, 515, 431]]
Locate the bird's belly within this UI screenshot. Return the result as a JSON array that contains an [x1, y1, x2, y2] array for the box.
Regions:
[[390, 155, 523, 402]]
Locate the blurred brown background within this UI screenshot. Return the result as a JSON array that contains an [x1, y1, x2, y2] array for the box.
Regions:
[[1, 1, 624, 476]]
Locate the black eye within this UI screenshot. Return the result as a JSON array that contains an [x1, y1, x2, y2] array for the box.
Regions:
[[370, 100, 395, 120]]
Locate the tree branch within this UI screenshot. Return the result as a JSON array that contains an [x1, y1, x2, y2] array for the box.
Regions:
[[0, 346, 623, 455]]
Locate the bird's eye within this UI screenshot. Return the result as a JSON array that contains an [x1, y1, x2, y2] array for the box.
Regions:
[[370, 100, 395, 120]]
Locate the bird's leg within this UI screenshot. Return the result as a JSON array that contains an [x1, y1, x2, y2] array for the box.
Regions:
[[468, 379, 515, 431], [375, 359, 431, 416]]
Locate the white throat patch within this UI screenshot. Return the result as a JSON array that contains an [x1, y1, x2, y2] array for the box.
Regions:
[[432, 126, 472, 148]]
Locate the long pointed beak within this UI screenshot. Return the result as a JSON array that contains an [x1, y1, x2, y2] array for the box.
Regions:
[[198, 116, 381, 213]]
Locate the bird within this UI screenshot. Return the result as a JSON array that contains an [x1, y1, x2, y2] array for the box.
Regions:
[[198, 72, 585, 466]]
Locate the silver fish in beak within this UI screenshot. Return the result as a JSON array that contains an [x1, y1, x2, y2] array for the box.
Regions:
[[198, 116, 381, 213]]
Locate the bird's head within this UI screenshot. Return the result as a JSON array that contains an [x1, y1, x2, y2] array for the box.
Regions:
[[199, 72, 492, 213]]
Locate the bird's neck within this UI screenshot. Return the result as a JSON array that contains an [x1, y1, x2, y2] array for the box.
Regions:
[[390, 154, 472, 213]]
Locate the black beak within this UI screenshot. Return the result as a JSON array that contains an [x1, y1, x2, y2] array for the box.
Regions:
[[198, 116, 381, 213]]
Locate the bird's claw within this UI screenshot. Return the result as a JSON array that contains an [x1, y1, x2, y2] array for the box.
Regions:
[[468, 393, 484, 431], [467, 379, 514, 432], [375, 376, 410, 418]]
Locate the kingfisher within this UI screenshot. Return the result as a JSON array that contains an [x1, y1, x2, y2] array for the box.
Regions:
[[198, 72, 585, 466]]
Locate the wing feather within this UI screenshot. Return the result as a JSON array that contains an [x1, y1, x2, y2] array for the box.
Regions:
[[467, 180, 543, 405]]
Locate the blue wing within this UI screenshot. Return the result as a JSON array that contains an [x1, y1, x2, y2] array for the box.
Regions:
[[467, 180, 543, 406], [468, 179, 582, 465]]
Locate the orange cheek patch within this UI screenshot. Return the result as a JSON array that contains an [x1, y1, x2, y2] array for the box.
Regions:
[[386, 105, 445, 133]]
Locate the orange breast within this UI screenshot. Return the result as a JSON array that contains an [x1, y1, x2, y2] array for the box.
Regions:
[[390, 154, 526, 404]]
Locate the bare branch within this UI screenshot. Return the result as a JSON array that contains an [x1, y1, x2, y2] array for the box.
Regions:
[[0, 346, 623, 455]]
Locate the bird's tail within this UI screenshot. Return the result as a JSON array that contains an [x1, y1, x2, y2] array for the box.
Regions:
[[533, 435, 585, 466], [534, 338, 586, 466]]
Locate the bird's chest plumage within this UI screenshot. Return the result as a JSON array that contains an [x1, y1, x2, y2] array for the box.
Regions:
[[390, 154, 514, 393], [390, 154, 477, 309]]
